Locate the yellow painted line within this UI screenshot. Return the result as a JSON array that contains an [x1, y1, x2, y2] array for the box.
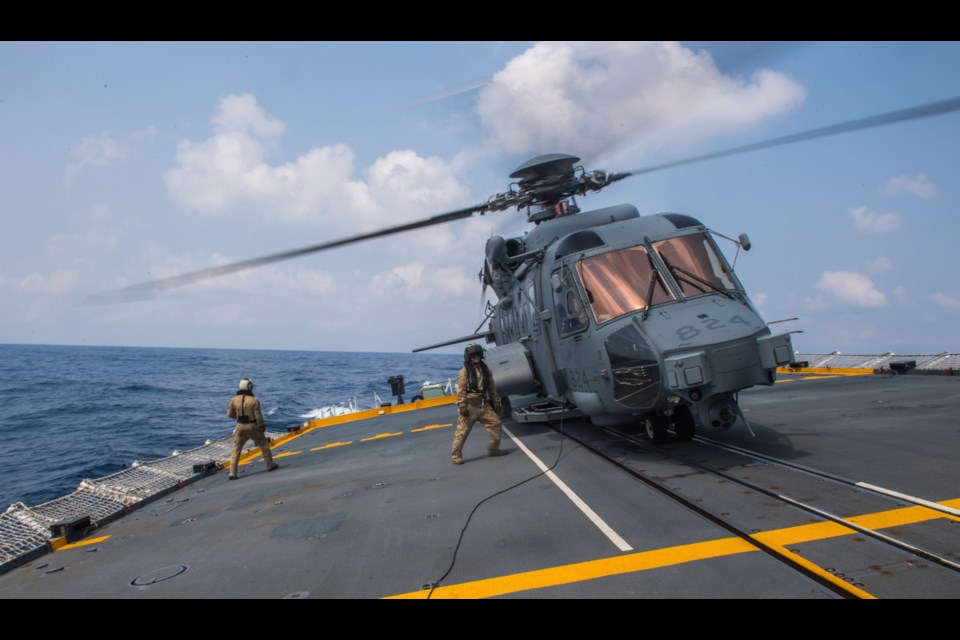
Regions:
[[56, 535, 111, 551], [273, 451, 301, 458], [310, 441, 353, 451], [386, 497, 960, 599], [361, 432, 403, 441], [777, 367, 876, 376], [48, 537, 68, 551], [302, 395, 458, 430], [221, 396, 459, 467], [387, 538, 756, 599], [801, 374, 842, 380], [774, 378, 796, 383], [411, 423, 453, 432], [760, 542, 875, 599]]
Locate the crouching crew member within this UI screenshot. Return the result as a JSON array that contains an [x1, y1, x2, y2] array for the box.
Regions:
[[450, 344, 509, 465], [227, 377, 279, 479]]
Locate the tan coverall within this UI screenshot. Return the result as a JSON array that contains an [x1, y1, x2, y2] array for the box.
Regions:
[[451, 363, 504, 461], [227, 392, 276, 477]]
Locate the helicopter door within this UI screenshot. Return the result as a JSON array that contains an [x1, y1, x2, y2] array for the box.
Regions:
[[545, 264, 597, 402]]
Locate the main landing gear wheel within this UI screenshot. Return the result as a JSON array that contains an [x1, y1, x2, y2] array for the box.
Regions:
[[645, 414, 669, 444], [672, 405, 696, 441]]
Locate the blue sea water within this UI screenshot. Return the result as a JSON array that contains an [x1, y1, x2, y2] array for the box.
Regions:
[[0, 344, 462, 510]]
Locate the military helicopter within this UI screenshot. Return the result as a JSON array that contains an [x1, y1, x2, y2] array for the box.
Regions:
[[87, 97, 960, 442], [409, 152, 788, 441]]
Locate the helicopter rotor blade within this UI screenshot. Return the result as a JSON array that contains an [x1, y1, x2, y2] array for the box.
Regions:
[[85, 96, 960, 307], [620, 96, 960, 178], [83, 204, 485, 305]]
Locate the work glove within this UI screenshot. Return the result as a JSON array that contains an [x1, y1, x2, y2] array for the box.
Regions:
[[493, 403, 502, 415], [458, 403, 468, 416]]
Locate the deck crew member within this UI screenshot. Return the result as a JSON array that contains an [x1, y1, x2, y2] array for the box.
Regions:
[[227, 378, 279, 479], [451, 344, 509, 465]]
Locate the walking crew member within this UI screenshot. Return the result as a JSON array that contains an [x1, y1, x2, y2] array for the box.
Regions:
[[227, 378, 279, 479], [451, 344, 509, 465]]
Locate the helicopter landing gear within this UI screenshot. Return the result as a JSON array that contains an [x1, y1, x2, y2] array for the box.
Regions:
[[671, 405, 696, 441], [645, 413, 669, 444], [499, 396, 512, 420]]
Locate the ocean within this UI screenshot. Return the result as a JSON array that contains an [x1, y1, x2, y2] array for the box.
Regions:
[[0, 343, 462, 510]]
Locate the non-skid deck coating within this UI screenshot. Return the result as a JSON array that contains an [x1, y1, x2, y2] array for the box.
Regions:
[[1, 372, 958, 599]]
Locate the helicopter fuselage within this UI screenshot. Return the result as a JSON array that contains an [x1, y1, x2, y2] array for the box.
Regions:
[[484, 203, 793, 434]]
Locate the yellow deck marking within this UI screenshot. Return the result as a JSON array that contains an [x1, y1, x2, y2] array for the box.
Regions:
[[777, 368, 875, 376], [56, 535, 111, 551], [774, 379, 796, 383], [387, 538, 755, 599], [361, 432, 403, 441], [802, 374, 842, 380], [757, 542, 876, 599], [411, 423, 453, 432], [387, 497, 960, 599], [310, 441, 353, 451], [273, 451, 301, 458], [220, 397, 458, 466]]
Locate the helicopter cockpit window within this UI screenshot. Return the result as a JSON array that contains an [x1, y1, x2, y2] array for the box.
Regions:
[[576, 246, 675, 324], [653, 234, 737, 297], [553, 267, 589, 337]]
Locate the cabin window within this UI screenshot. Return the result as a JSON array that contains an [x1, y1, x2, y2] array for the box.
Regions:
[[652, 234, 736, 296], [576, 246, 675, 323], [552, 267, 588, 337]]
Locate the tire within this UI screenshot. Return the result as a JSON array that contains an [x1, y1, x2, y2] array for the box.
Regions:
[[645, 413, 668, 444], [411, 395, 424, 402], [672, 405, 696, 441]]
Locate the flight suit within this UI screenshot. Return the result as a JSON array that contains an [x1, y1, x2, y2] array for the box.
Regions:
[[450, 363, 507, 464], [227, 392, 277, 478]]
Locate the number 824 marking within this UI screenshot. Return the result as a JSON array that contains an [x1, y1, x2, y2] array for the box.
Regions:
[[676, 315, 751, 341]]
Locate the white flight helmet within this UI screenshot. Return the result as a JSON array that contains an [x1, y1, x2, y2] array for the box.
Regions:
[[238, 378, 254, 392]]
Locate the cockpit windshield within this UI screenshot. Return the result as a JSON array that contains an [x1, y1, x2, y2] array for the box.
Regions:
[[653, 234, 736, 297], [576, 233, 739, 324], [576, 246, 674, 324]]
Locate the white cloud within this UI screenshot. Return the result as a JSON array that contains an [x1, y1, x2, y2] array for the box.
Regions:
[[881, 173, 935, 198], [817, 271, 887, 307], [212, 93, 284, 141], [12, 269, 81, 295], [867, 256, 892, 273], [931, 292, 960, 309], [427, 266, 475, 297], [475, 41, 806, 159], [389, 263, 425, 288], [66, 132, 124, 177], [848, 206, 902, 233], [164, 94, 469, 230]]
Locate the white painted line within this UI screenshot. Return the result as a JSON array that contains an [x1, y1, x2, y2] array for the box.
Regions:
[[856, 482, 960, 518], [503, 425, 634, 552]]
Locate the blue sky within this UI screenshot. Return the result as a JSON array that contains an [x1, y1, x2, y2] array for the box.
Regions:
[[1, 41, 958, 355]]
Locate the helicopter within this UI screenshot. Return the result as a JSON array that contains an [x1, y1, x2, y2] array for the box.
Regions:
[[410, 152, 790, 441], [86, 96, 960, 442]]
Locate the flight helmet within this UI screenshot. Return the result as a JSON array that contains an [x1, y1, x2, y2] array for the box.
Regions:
[[464, 344, 484, 363]]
